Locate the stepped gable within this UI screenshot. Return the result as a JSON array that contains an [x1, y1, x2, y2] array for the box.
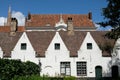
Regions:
[[26, 31, 56, 57], [0, 32, 23, 57], [25, 14, 95, 27]]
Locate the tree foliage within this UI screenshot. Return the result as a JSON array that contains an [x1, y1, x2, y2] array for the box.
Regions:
[[0, 59, 39, 80], [99, 0, 120, 40]]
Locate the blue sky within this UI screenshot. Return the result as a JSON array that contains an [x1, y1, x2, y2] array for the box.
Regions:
[[0, 0, 110, 30]]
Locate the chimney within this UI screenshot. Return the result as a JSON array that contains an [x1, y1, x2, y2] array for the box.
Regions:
[[67, 17, 74, 35], [10, 18, 18, 36], [88, 12, 92, 20], [27, 12, 31, 20]]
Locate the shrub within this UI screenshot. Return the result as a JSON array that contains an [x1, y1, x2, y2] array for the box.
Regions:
[[63, 76, 76, 80], [0, 59, 39, 80]]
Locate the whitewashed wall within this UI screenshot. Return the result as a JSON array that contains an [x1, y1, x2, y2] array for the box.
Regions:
[[40, 32, 70, 76], [111, 38, 120, 76], [11, 32, 38, 63], [0, 47, 3, 58], [9, 32, 120, 77], [40, 32, 112, 77], [77, 32, 111, 77]]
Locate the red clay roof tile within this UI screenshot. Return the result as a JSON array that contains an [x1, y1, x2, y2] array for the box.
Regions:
[[25, 14, 95, 27], [0, 26, 25, 32]]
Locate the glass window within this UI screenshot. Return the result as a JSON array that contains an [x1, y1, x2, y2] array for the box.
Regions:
[[77, 62, 87, 76], [60, 62, 71, 76], [87, 43, 92, 49], [55, 43, 60, 50], [21, 43, 27, 50]]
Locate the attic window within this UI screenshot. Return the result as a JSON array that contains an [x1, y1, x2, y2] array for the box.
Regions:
[[55, 43, 60, 50], [21, 43, 27, 50], [68, 17, 72, 21], [87, 43, 92, 49]]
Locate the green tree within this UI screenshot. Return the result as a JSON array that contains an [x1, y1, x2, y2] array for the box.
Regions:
[[99, 0, 120, 40]]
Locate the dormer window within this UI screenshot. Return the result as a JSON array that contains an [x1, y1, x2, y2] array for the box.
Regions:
[[87, 43, 92, 49], [68, 17, 72, 21], [21, 43, 27, 50], [55, 43, 60, 50]]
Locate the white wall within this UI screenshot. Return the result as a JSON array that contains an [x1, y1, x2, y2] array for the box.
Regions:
[[111, 38, 120, 76], [40, 32, 112, 77], [77, 32, 111, 77], [11, 32, 38, 63], [9, 31, 115, 77], [40, 32, 70, 76], [0, 47, 3, 58]]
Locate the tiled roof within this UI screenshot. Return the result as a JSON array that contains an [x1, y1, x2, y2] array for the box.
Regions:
[[26, 31, 56, 57], [25, 14, 95, 27], [90, 31, 115, 57], [59, 31, 86, 57], [0, 32, 23, 57], [0, 31, 115, 57], [0, 26, 25, 32], [26, 31, 115, 57]]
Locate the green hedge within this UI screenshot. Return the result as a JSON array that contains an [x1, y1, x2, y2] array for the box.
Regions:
[[12, 75, 76, 80], [0, 59, 39, 80]]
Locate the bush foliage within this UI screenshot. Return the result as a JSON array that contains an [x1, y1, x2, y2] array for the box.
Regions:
[[12, 75, 76, 80], [0, 59, 39, 80]]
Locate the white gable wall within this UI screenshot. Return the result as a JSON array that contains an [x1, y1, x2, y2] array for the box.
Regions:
[[40, 32, 112, 77], [11, 32, 37, 63], [77, 32, 111, 77], [0, 47, 3, 58], [114, 38, 120, 59], [111, 38, 120, 76], [5, 31, 118, 77], [41, 32, 70, 76]]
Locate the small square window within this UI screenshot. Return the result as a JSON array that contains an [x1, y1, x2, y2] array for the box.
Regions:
[[55, 43, 60, 50], [87, 43, 92, 49], [21, 43, 27, 50]]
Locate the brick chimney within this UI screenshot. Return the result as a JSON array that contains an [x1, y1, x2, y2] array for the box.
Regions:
[[28, 12, 31, 20], [67, 17, 74, 35], [10, 18, 18, 36], [88, 12, 92, 20]]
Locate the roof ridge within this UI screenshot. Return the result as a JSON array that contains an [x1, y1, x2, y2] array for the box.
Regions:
[[31, 14, 88, 16]]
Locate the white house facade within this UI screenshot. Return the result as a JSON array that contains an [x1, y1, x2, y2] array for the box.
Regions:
[[0, 8, 120, 78]]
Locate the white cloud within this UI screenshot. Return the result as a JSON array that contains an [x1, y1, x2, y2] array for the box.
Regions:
[[0, 17, 7, 26], [12, 11, 25, 26], [94, 23, 112, 31], [0, 11, 25, 26]]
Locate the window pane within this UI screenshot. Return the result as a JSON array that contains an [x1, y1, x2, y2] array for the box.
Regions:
[[21, 43, 27, 50], [60, 62, 71, 76], [61, 68, 65, 74], [77, 62, 87, 76], [87, 43, 92, 49], [66, 68, 70, 75], [55, 43, 60, 50]]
